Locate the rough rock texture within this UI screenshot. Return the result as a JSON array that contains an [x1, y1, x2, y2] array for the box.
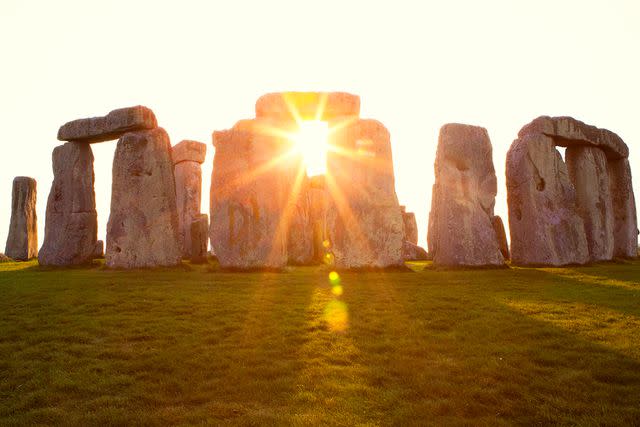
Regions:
[[326, 118, 403, 268], [39, 143, 98, 266], [308, 175, 329, 262], [4, 177, 38, 260], [607, 158, 639, 257], [93, 240, 104, 258], [174, 161, 202, 257], [285, 172, 314, 265], [210, 119, 290, 269], [491, 215, 510, 260], [58, 106, 157, 143], [173, 140, 206, 164], [400, 206, 418, 245], [518, 116, 628, 159], [256, 92, 360, 121], [428, 124, 505, 267], [506, 134, 589, 266], [190, 214, 208, 264], [402, 241, 429, 261], [106, 128, 181, 268], [566, 146, 614, 261]]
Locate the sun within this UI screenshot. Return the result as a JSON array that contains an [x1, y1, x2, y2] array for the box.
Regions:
[[292, 120, 329, 176]]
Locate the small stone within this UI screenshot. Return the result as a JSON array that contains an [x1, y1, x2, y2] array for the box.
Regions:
[[106, 128, 181, 268], [5, 177, 38, 261], [57, 106, 157, 143], [190, 214, 208, 264], [402, 241, 429, 261], [39, 143, 98, 266], [491, 215, 510, 260], [172, 140, 206, 164]]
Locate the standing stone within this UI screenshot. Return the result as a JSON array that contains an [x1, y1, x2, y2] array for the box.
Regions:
[[308, 175, 329, 262], [400, 206, 418, 245], [428, 124, 505, 267], [5, 177, 38, 260], [286, 172, 314, 265], [607, 158, 638, 257], [566, 146, 614, 261], [190, 214, 208, 264], [506, 134, 589, 266], [39, 143, 98, 266], [210, 119, 289, 269], [106, 128, 181, 268], [173, 140, 206, 258], [491, 215, 510, 261], [326, 119, 403, 268]]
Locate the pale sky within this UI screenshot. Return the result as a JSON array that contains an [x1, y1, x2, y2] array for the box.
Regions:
[[1, 0, 638, 251]]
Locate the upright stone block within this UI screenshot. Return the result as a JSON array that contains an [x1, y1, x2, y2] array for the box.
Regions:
[[506, 134, 589, 266], [607, 158, 638, 257], [400, 206, 418, 245], [106, 128, 181, 268], [566, 146, 614, 261], [173, 140, 206, 258], [190, 214, 208, 264], [428, 124, 505, 267], [326, 119, 403, 268], [5, 177, 38, 260], [39, 143, 98, 266]]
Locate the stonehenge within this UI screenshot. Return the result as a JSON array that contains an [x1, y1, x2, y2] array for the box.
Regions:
[[173, 140, 207, 258], [507, 116, 637, 265], [5, 177, 38, 260], [9, 99, 636, 272], [106, 128, 181, 268], [428, 124, 505, 267]]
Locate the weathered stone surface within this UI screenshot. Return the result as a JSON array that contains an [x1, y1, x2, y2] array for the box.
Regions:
[[93, 240, 104, 259], [401, 207, 418, 245], [566, 146, 614, 261], [210, 119, 289, 269], [428, 124, 505, 267], [286, 173, 314, 265], [506, 134, 589, 266], [326, 118, 403, 268], [39, 143, 98, 266], [172, 140, 206, 164], [190, 214, 208, 264], [607, 158, 639, 257], [402, 241, 428, 261], [256, 92, 360, 121], [5, 177, 38, 260], [174, 161, 202, 257], [308, 176, 329, 262], [491, 215, 510, 261], [57, 106, 157, 143], [106, 128, 181, 268], [518, 116, 628, 159]]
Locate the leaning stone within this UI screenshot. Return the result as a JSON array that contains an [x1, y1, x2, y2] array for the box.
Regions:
[[39, 143, 98, 266], [402, 241, 429, 261], [57, 106, 157, 143], [210, 119, 289, 269], [106, 128, 181, 268], [174, 160, 202, 257], [506, 134, 589, 266], [326, 118, 404, 268], [256, 92, 360, 121], [172, 140, 206, 164], [491, 215, 510, 261], [566, 146, 614, 261], [518, 116, 628, 159], [428, 124, 505, 267], [607, 158, 638, 258], [190, 214, 208, 264], [5, 177, 38, 261]]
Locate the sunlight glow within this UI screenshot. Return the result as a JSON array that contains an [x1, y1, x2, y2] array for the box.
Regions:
[[292, 120, 329, 176]]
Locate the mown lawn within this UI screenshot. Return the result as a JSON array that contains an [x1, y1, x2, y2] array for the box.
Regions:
[[0, 259, 639, 426]]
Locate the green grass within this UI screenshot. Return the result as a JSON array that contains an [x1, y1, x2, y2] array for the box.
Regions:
[[1, 260, 639, 426]]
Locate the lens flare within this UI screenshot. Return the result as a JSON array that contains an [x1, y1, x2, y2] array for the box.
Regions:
[[323, 253, 335, 266], [323, 300, 348, 332], [329, 271, 343, 296], [292, 120, 329, 176]]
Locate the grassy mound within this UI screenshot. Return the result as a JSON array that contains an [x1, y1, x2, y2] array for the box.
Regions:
[[0, 259, 639, 425]]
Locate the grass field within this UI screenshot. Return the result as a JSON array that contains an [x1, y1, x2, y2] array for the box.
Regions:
[[0, 259, 639, 426]]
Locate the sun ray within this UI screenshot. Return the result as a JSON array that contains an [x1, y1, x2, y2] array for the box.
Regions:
[[314, 92, 329, 121]]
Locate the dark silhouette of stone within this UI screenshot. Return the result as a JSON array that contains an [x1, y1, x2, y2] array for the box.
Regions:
[[5, 177, 38, 260], [39, 143, 98, 266], [491, 215, 510, 260]]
